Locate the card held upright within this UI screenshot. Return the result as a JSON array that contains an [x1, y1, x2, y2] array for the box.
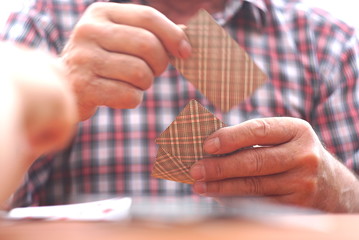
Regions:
[[153, 100, 226, 184]]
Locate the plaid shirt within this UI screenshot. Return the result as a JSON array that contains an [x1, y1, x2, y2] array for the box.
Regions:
[[1, 0, 359, 207]]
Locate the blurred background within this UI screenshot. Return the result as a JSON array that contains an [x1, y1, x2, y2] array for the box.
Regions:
[[0, 0, 358, 32]]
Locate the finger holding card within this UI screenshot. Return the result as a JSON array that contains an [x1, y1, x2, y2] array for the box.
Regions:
[[171, 9, 266, 113], [152, 9, 359, 213], [190, 117, 358, 212], [152, 9, 266, 184], [153, 100, 226, 184]]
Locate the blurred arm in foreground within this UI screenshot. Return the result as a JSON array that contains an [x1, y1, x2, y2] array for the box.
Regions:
[[0, 42, 77, 207]]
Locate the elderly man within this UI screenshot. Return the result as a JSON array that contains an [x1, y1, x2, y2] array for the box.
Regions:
[[1, 0, 359, 212]]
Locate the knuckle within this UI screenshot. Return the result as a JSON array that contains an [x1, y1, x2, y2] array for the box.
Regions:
[[135, 31, 168, 76], [64, 45, 97, 68], [217, 126, 241, 149], [283, 174, 318, 207], [62, 53, 93, 90], [137, 6, 160, 24], [73, 21, 99, 41], [128, 61, 154, 90], [104, 87, 143, 109], [88, 50, 103, 66], [92, 80, 144, 109], [153, 57, 169, 76], [90, 52, 108, 72], [294, 118, 316, 138], [73, 4, 108, 41], [213, 162, 224, 179], [136, 30, 159, 55], [224, 128, 240, 146], [301, 177, 317, 195], [121, 88, 144, 108], [244, 177, 263, 195], [249, 119, 271, 138], [299, 149, 321, 174], [297, 118, 312, 131], [292, 182, 317, 207], [248, 148, 265, 175]]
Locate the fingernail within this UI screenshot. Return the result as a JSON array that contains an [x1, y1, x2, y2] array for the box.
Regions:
[[190, 163, 205, 181], [193, 182, 207, 195], [204, 137, 220, 154], [178, 39, 192, 59]]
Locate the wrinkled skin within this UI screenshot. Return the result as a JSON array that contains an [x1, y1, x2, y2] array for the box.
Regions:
[[190, 118, 359, 212], [27, 1, 359, 212], [60, 3, 191, 120]]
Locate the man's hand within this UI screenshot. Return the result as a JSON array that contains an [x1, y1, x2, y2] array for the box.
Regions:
[[61, 2, 191, 120], [0, 43, 77, 206], [190, 117, 359, 212]]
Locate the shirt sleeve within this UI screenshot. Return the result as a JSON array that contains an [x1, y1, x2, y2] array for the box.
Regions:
[[313, 27, 359, 173], [0, 1, 67, 54]]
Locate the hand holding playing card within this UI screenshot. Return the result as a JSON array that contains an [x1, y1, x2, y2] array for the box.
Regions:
[[189, 117, 359, 212], [152, 9, 266, 184], [171, 9, 266, 112], [152, 100, 226, 184]]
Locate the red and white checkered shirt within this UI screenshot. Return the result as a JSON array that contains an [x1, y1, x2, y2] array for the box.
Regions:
[[2, 0, 359, 207]]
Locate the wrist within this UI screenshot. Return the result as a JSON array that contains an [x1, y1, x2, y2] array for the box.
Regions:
[[318, 151, 359, 213]]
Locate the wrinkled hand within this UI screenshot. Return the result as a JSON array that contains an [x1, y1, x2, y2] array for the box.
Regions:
[[190, 117, 359, 212], [61, 2, 191, 120]]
